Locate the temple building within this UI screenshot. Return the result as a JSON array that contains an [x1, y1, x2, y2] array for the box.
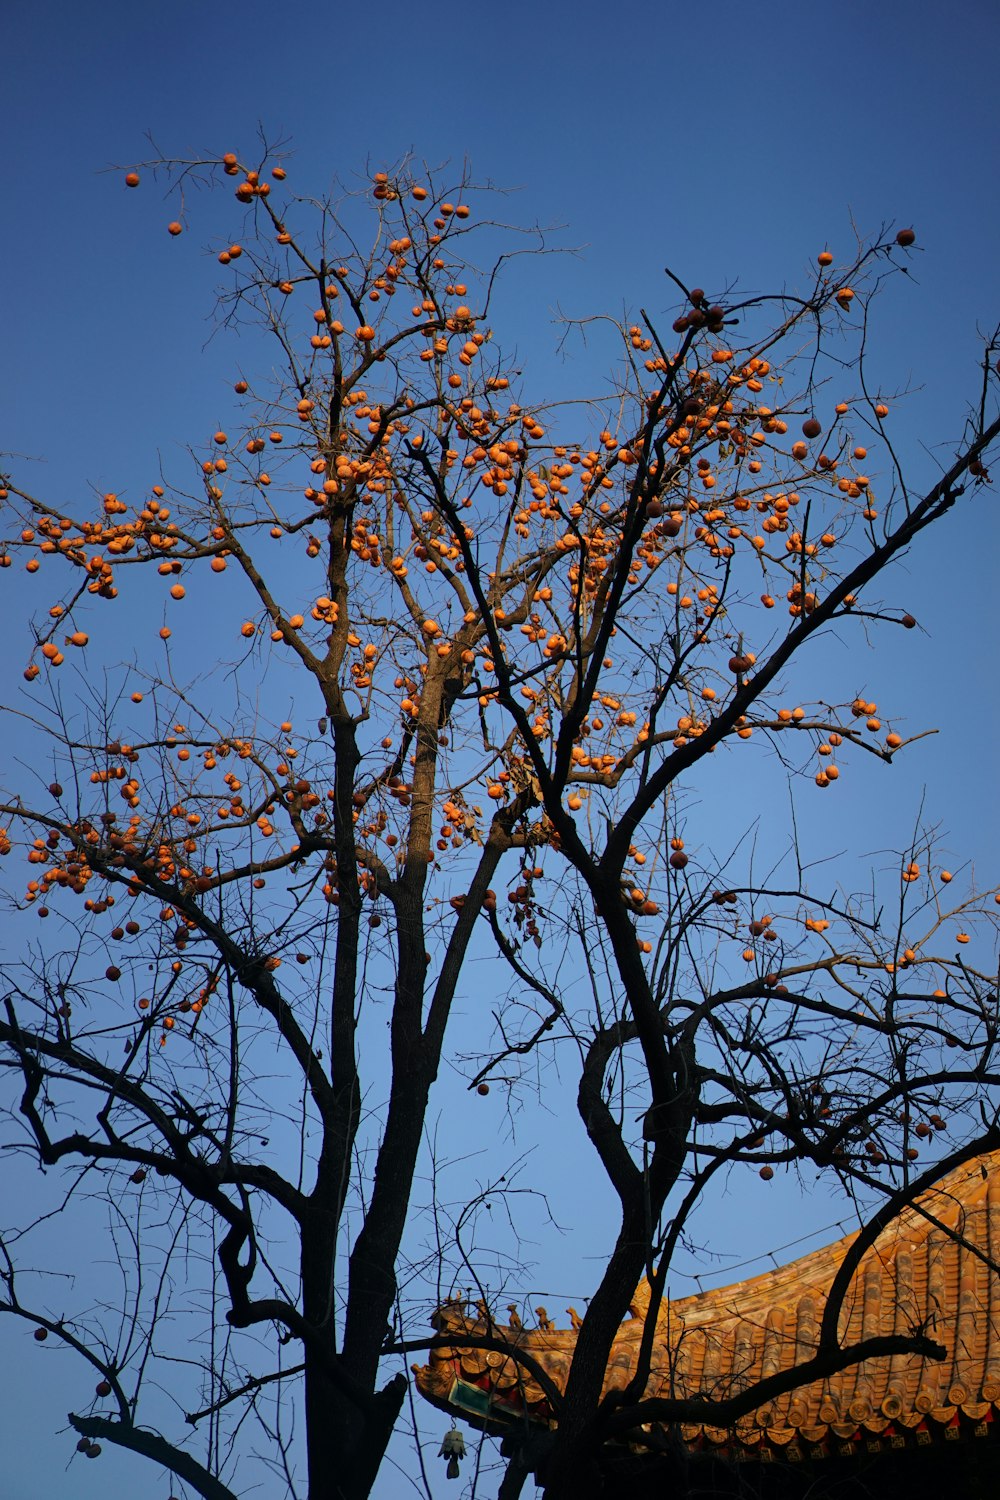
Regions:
[[414, 1153, 1000, 1494]]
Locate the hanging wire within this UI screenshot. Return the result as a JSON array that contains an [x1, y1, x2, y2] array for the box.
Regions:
[[671, 1217, 852, 1284]]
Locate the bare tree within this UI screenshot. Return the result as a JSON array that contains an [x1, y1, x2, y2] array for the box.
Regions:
[[1, 147, 998, 1500]]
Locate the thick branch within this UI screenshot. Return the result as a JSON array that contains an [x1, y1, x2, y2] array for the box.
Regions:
[[67, 1413, 238, 1500], [603, 411, 1000, 870], [600, 1329, 946, 1440]]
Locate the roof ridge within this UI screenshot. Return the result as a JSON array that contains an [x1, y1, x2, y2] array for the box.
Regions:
[[667, 1150, 1000, 1324]]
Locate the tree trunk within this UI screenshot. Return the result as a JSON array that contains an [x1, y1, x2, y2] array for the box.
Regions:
[[305, 1360, 405, 1500]]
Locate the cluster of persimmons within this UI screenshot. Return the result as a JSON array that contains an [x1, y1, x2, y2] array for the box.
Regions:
[[0, 155, 994, 1079]]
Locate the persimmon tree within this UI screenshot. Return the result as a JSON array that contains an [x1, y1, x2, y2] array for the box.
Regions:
[[1, 147, 999, 1500]]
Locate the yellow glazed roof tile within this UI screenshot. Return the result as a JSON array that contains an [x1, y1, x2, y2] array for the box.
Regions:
[[414, 1152, 1000, 1452]]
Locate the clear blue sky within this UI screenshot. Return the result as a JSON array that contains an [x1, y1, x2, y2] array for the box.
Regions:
[[2, 2, 998, 1497]]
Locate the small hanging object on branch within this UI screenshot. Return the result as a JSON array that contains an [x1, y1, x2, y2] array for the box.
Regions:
[[439, 1425, 466, 1480]]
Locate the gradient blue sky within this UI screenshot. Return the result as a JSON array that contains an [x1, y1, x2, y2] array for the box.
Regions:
[[2, 2, 999, 1497]]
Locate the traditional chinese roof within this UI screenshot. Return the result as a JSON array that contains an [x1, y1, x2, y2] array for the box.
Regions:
[[413, 1153, 1000, 1458]]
